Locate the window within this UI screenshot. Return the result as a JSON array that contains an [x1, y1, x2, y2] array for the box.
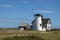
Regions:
[[48, 26, 49, 29], [40, 24, 42, 27]]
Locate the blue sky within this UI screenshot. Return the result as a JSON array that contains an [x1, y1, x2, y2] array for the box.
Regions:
[[0, 0, 60, 28]]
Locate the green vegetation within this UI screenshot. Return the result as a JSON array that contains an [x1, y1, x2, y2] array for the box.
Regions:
[[0, 28, 60, 40], [0, 28, 2, 30], [2, 36, 44, 40]]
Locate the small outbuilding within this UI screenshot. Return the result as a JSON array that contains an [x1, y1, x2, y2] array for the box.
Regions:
[[18, 23, 30, 31]]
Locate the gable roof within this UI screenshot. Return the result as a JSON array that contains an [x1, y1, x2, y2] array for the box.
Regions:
[[32, 20, 35, 24], [42, 18, 51, 24], [32, 14, 51, 24], [32, 18, 51, 24], [19, 23, 29, 26]]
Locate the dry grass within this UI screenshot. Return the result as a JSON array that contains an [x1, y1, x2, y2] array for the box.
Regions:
[[0, 28, 60, 40]]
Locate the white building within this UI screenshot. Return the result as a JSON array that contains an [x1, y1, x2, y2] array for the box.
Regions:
[[31, 14, 51, 31], [18, 23, 30, 31]]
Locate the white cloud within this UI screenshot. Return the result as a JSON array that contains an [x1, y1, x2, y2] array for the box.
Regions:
[[32, 9, 53, 13], [0, 4, 13, 8], [0, 19, 21, 22], [37, 10, 53, 13], [0, 19, 31, 22]]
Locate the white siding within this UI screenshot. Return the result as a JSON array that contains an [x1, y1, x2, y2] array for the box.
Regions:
[[47, 20, 51, 30], [32, 16, 43, 31]]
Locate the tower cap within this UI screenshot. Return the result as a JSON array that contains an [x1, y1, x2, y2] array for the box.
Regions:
[[34, 14, 42, 17]]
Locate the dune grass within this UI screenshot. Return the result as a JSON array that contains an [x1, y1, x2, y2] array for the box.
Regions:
[[0, 28, 60, 40], [2, 36, 44, 40]]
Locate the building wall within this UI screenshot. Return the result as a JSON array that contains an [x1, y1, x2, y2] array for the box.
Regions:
[[42, 24, 47, 31], [32, 14, 51, 31], [32, 21, 37, 30], [47, 20, 51, 30], [32, 16, 43, 31], [18, 23, 30, 30]]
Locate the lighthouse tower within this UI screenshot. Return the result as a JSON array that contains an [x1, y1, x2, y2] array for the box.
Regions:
[[32, 14, 43, 30], [34, 14, 43, 30]]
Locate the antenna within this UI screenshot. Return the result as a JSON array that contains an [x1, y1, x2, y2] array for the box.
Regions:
[[32, 8, 36, 15], [32, 9, 41, 15]]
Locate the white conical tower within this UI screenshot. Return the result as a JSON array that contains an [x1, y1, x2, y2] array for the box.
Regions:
[[34, 14, 43, 30]]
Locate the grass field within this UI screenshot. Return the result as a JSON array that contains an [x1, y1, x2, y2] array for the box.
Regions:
[[0, 28, 60, 40]]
